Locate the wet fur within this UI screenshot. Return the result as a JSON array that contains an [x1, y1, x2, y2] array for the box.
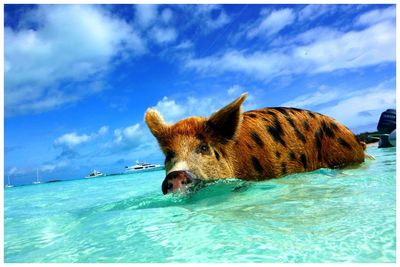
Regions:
[[145, 94, 365, 181]]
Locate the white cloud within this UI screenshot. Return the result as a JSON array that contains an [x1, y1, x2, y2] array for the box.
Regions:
[[114, 124, 140, 143], [5, 5, 146, 117], [293, 21, 395, 73], [293, 27, 341, 44], [247, 8, 296, 38], [151, 27, 178, 44], [318, 79, 396, 132], [153, 96, 186, 122], [134, 5, 178, 46], [280, 78, 396, 132], [281, 87, 339, 108], [98, 126, 109, 135], [181, 5, 230, 33], [185, 19, 395, 81], [54, 125, 108, 148], [40, 161, 68, 172], [150, 85, 259, 125], [298, 5, 333, 21], [174, 40, 193, 50], [227, 85, 244, 96], [135, 4, 158, 27], [112, 123, 150, 150], [41, 164, 56, 172], [204, 6, 230, 30], [8, 167, 19, 175], [356, 6, 395, 26], [54, 132, 92, 148], [185, 50, 292, 81], [161, 8, 173, 23]]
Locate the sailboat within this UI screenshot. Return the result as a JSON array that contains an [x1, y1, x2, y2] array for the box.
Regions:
[[5, 174, 13, 188], [33, 168, 41, 184]]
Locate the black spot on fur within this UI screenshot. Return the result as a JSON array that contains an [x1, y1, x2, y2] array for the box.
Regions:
[[303, 120, 311, 131], [246, 143, 252, 149], [289, 151, 296, 161], [330, 122, 339, 131], [300, 154, 308, 169], [317, 128, 324, 140], [322, 121, 335, 138], [285, 115, 296, 128], [290, 107, 303, 112], [215, 150, 220, 161], [262, 118, 269, 122], [251, 156, 263, 174], [250, 132, 264, 148], [275, 151, 281, 158], [315, 130, 323, 161], [308, 111, 316, 118], [337, 137, 352, 150], [266, 117, 286, 147], [273, 107, 289, 116], [248, 113, 257, 118], [266, 110, 277, 117], [283, 115, 306, 143], [295, 128, 307, 143], [281, 162, 287, 175]]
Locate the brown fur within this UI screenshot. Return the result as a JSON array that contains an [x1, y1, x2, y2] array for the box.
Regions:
[[145, 93, 365, 181]]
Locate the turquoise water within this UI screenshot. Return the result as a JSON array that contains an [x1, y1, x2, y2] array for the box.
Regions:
[[4, 147, 396, 263]]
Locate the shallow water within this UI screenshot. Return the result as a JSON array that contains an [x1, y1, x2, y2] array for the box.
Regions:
[[4, 147, 396, 263]]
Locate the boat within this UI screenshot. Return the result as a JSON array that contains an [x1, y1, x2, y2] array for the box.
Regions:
[[85, 169, 105, 178], [33, 168, 42, 184], [125, 161, 164, 173], [5, 174, 14, 188], [369, 109, 396, 148]]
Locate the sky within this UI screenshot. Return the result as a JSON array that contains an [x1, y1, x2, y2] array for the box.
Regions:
[[4, 4, 396, 185]]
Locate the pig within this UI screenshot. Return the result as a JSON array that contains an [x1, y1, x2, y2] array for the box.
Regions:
[[145, 93, 366, 194]]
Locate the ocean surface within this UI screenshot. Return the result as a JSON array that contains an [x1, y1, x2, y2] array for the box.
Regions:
[[4, 146, 396, 263]]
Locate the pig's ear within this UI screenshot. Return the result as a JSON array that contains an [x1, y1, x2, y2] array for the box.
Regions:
[[206, 93, 247, 143], [145, 108, 169, 140]]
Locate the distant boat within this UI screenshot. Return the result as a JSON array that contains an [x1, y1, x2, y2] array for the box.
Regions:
[[85, 169, 105, 178], [5, 174, 13, 188], [33, 168, 42, 184], [125, 161, 164, 173]]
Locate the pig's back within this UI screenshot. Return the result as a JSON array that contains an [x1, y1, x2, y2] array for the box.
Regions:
[[232, 107, 365, 180]]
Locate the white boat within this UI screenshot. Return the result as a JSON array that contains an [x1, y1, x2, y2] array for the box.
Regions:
[[125, 161, 164, 173], [85, 169, 105, 178], [5, 174, 14, 188], [33, 168, 41, 184]]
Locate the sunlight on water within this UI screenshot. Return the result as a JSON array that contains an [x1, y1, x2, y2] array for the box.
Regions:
[[4, 147, 396, 263]]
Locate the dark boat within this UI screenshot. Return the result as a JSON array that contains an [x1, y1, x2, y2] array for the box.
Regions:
[[376, 109, 396, 148]]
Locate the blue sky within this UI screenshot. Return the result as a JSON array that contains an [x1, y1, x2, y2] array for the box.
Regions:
[[4, 4, 396, 185]]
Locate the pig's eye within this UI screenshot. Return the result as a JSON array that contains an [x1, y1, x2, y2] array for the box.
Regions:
[[196, 143, 210, 154]]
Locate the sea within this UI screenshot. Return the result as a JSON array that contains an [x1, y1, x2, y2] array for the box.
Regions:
[[4, 146, 396, 263]]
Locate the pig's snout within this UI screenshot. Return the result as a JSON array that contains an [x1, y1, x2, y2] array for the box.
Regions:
[[162, 171, 194, 195]]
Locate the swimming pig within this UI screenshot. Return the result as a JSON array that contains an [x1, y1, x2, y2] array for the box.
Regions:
[[145, 93, 365, 194]]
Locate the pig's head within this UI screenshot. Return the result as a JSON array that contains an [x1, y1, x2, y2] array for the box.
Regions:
[[145, 94, 247, 194]]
